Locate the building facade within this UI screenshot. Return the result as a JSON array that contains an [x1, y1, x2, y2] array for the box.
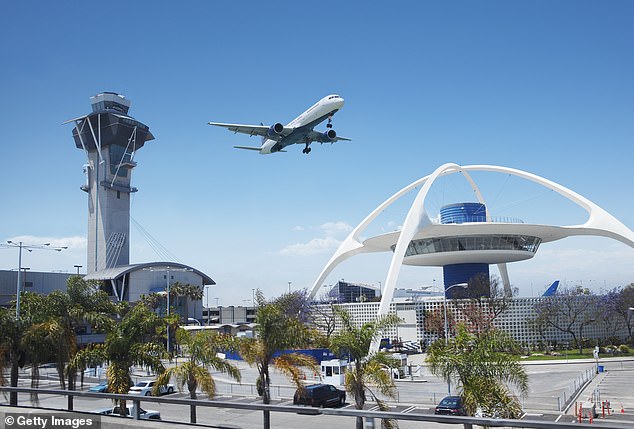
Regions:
[[313, 293, 628, 351]]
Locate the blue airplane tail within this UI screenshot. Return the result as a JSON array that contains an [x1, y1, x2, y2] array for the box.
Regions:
[[542, 280, 560, 296]]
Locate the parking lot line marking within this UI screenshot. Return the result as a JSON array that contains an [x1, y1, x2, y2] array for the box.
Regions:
[[402, 406, 416, 413]]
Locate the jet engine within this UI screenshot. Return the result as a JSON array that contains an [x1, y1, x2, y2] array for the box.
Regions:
[[267, 123, 284, 137], [321, 129, 337, 142]]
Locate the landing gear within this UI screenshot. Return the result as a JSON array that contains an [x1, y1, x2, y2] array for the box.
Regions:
[[302, 146, 312, 154], [327, 115, 333, 128]]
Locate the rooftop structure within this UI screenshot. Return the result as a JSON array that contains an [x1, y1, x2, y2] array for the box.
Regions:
[[309, 163, 634, 348]]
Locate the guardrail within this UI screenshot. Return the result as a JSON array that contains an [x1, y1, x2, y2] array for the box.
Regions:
[[0, 386, 611, 429]]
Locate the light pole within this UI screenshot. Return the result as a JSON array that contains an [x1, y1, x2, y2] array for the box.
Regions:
[[442, 282, 468, 395], [143, 266, 192, 353], [1, 240, 67, 319], [74, 265, 82, 275], [205, 285, 211, 326], [288, 281, 292, 293]]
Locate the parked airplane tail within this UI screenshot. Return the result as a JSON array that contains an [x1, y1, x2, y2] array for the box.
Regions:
[[542, 280, 560, 297]]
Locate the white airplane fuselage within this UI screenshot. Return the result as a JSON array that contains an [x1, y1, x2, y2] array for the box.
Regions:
[[259, 95, 344, 154]]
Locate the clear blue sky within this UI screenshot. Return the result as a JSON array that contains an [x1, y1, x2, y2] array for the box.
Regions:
[[1, 1, 633, 304]]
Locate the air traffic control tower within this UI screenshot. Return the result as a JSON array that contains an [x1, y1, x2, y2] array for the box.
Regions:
[[65, 93, 154, 275]]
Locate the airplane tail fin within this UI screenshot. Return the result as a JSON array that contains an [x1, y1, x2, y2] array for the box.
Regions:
[[542, 280, 560, 297]]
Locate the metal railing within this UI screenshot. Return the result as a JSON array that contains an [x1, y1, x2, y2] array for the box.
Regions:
[[0, 386, 613, 429]]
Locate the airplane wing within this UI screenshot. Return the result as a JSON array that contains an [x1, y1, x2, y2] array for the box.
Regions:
[[208, 122, 294, 141]]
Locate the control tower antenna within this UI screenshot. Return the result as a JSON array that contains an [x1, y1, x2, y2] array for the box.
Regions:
[[64, 93, 154, 275]]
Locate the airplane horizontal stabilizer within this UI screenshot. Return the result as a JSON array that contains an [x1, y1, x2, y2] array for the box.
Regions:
[[233, 145, 263, 151]]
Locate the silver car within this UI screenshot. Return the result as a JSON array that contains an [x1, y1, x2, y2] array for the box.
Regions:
[[92, 405, 161, 420]]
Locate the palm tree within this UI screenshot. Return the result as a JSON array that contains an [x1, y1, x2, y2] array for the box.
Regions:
[[155, 328, 241, 423], [27, 277, 114, 394], [0, 307, 25, 406], [329, 307, 401, 429], [426, 324, 528, 418], [71, 302, 167, 416], [238, 290, 319, 429]]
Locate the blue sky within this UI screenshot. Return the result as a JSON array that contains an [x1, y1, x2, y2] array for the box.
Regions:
[[1, 1, 633, 305]]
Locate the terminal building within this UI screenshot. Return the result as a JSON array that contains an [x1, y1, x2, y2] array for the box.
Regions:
[[309, 163, 634, 349]]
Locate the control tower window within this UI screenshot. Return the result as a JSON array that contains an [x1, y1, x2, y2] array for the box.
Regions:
[[109, 144, 131, 178]]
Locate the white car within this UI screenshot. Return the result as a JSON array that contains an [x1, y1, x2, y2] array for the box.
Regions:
[[92, 405, 161, 420], [128, 380, 174, 396]]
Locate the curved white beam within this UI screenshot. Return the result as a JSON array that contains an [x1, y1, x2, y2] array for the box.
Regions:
[[376, 163, 460, 317], [311, 163, 634, 335], [309, 163, 486, 299], [460, 165, 634, 247]]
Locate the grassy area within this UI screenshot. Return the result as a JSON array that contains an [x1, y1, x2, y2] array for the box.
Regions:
[[521, 349, 633, 361]]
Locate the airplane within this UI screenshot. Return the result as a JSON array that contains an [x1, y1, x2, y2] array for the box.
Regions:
[[208, 94, 351, 155]]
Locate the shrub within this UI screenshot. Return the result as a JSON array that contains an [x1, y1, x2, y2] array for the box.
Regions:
[[618, 344, 630, 354]]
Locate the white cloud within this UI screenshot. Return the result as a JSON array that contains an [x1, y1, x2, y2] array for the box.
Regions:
[[320, 221, 353, 237], [292, 226, 305, 231], [1, 235, 87, 273], [280, 236, 342, 256], [279, 221, 352, 257]]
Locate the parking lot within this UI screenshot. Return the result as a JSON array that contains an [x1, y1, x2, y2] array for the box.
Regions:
[[4, 357, 634, 428]]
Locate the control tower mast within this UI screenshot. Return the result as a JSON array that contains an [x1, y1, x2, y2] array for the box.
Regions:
[[65, 93, 154, 275]]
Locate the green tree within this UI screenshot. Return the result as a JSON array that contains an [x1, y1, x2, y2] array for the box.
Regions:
[[329, 307, 401, 429], [71, 302, 166, 416], [0, 307, 26, 406], [613, 284, 634, 344], [238, 290, 319, 429], [426, 324, 528, 418], [155, 328, 241, 423], [27, 277, 114, 392], [534, 286, 597, 354]]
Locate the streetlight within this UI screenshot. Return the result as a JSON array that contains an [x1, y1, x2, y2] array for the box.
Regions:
[[143, 266, 192, 353], [204, 285, 211, 326], [1, 240, 67, 318], [417, 281, 467, 394], [435, 282, 468, 395], [288, 281, 292, 293], [74, 265, 82, 275]]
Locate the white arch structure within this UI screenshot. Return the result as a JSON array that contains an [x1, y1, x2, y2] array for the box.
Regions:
[[309, 163, 634, 339]]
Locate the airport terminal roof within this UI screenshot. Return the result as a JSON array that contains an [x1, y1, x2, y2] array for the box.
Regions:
[[83, 261, 215, 285]]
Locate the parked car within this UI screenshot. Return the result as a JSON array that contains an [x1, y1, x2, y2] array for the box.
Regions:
[[88, 382, 108, 393], [434, 395, 466, 416], [293, 384, 346, 407], [91, 405, 161, 420], [128, 380, 174, 396]]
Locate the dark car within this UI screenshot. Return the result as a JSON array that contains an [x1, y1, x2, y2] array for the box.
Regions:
[[434, 396, 466, 416], [293, 384, 346, 407]]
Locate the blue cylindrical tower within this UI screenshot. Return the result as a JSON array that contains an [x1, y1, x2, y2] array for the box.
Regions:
[[440, 202, 489, 298]]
